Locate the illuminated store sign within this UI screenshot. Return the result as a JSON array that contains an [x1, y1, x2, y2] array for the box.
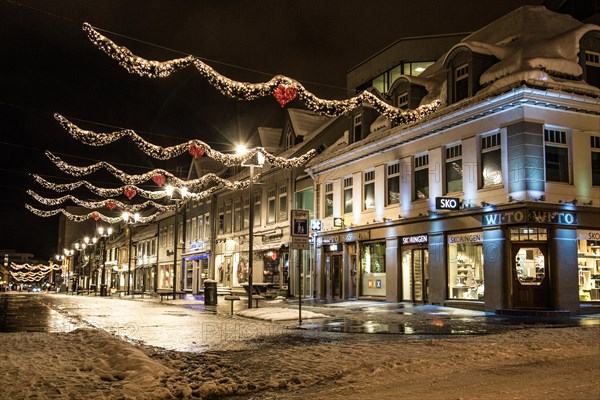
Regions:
[[435, 197, 460, 210], [482, 209, 578, 226], [402, 234, 428, 245]]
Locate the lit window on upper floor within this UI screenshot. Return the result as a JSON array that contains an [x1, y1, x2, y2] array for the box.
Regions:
[[544, 128, 570, 184]]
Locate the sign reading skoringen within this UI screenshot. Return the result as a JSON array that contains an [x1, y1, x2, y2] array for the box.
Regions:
[[291, 209, 310, 249]]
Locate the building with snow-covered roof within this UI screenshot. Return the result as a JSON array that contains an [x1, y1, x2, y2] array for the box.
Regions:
[[305, 6, 600, 314]]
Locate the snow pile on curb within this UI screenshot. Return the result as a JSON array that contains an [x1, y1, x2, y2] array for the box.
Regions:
[[237, 307, 329, 321]]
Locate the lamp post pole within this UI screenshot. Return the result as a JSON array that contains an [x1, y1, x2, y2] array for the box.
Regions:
[[248, 165, 254, 309], [98, 227, 112, 297], [128, 226, 132, 296], [173, 200, 179, 299]]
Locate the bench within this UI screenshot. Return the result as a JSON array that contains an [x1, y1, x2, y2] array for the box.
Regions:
[[224, 295, 240, 315], [252, 295, 265, 308], [157, 291, 187, 302], [131, 291, 148, 299]]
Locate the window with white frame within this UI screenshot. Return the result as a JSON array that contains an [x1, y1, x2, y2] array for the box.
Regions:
[[414, 154, 429, 200], [315, 184, 321, 218], [204, 214, 211, 241], [454, 63, 469, 102], [324, 182, 334, 217], [191, 217, 197, 241], [544, 128, 570, 183], [243, 198, 250, 229], [178, 220, 183, 244], [197, 215, 203, 239], [168, 224, 174, 246], [267, 188, 276, 223], [387, 162, 400, 205], [285, 125, 294, 149], [592, 136, 600, 186], [186, 218, 192, 243], [217, 204, 224, 234], [480, 132, 502, 187], [445, 143, 463, 193], [585, 50, 600, 87], [253, 193, 261, 227], [224, 200, 232, 234], [364, 171, 375, 209], [343, 176, 353, 214], [278, 185, 288, 220], [353, 114, 363, 143], [234, 198, 242, 231], [397, 92, 408, 110]]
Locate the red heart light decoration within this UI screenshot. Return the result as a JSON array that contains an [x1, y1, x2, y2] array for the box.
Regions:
[[188, 145, 205, 159], [273, 85, 297, 108], [152, 174, 166, 187], [91, 212, 100, 221], [105, 200, 117, 211], [124, 188, 137, 200]]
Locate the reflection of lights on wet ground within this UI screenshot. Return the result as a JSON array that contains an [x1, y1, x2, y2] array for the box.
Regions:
[[432, 319, 444, 327]]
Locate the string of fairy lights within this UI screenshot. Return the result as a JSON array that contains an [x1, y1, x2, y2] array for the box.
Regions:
[[82, 23, 441, 124], [9, 263, 61, 282], [27, 20, 442, 226], [54, 114, 317, 166]]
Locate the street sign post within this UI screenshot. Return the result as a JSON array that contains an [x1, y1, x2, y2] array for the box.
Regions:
[[290, 209, 309, 324]]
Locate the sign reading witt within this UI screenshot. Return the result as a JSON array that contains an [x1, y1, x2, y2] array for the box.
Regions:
[[482, 209, 578, 226]]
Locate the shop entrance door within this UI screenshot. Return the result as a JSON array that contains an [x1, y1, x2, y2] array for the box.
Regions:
[[412, 249, 429, 302], [331, 254, 343, 298], [512, 245, 550, 308], [223, 256, 232, 288]]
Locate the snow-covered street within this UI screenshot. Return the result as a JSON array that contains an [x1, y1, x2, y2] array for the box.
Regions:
[[1, 292, 599, 399]]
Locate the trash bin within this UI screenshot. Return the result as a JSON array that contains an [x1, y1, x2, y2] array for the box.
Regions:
[[203, 279, 217, 305]]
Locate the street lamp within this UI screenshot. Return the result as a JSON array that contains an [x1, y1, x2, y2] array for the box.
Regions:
[[166, 185, 187, 299], [122, 211, 140, 296], [98, 226, 112, 296], [237, 145, 264, 309]]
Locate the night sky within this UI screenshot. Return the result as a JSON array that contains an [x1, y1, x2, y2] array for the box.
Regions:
[[0, 0, 543, 259]]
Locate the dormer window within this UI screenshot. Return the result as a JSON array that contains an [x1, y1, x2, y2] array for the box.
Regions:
[[454, 63, 469, 103], [579, 31, 600, 89], [285, 125, 294, 149], [353, 114, 363, 143], [397, 92, 408, 110]]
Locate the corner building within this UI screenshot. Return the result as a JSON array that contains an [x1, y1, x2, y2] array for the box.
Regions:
[[305, 6, 600, 314]]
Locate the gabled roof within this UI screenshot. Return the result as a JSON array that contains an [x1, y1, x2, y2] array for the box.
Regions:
[[258, 127, 282, 153], [287, 108, 332, 137]]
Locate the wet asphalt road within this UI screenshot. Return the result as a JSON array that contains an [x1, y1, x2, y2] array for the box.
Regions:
[[1, 292, 599, 352]]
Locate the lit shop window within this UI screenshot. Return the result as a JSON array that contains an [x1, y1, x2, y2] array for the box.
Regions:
[[577, 230, 600, 302], [445, 143, 463, 193], [343, 176, 353, 214], [363, 171, 375, 209], [414, 154, 429, 200], [544, 128, 570, 183], [361, 242, 386, 297], [480, 132, 502, 187], [447, 233, 484, 300], [387, 162, 400, 206]]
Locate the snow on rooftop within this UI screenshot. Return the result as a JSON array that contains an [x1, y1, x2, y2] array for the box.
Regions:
[[416, 6, 600, 104]]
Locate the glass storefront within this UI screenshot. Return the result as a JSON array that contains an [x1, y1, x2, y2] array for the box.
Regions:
[[158, 263, 172, 289], [447, 232, 484, 300], [577, 230, 600, 301], [361, 241, 386, 297]]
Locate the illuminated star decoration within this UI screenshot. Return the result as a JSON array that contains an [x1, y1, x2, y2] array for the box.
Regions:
[[54, 114, 318, 166], [82, 23, 441, 124]]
